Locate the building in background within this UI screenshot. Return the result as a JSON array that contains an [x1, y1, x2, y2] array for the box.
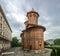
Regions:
[[18, 39, 21, 43], [20, 9, 46, 50], [0, 5, 12, 51], [45, 39, 54, 45]]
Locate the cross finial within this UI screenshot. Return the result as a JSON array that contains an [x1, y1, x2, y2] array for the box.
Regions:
[[32, 8, 34, 11]]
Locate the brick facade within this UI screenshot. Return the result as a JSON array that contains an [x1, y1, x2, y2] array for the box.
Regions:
[[21, 9, 46, 50]]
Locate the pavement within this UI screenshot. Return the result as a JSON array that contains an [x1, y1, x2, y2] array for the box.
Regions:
[[1, 47, 52, 56], [1, 47, 24, 56]]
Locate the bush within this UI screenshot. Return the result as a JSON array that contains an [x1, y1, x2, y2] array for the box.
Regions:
[[46, 45, 60, 56], [54, 39, 60, 45], [51, 48, 57, 56]]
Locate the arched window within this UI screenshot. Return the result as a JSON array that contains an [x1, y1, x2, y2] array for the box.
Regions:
[[33, 14, 36, 17], [30, 14, 32, 17], [39, 43, 42, 47]]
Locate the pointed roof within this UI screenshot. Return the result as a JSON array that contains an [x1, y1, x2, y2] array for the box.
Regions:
[[22, 25, 46, 32]]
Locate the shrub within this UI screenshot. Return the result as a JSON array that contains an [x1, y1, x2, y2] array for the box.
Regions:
[[46, 45, 60, 56]]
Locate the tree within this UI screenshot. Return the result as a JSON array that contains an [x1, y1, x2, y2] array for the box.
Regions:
[[11, 37, 22, 47], [54, 39, 60, 45], [44, 41, 50, 46]]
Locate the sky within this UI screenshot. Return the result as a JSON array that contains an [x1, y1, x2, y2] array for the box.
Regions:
[[0, 0, 60, 40]]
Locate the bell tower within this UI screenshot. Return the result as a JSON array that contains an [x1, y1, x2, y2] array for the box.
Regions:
[[24, 8, 39, 28]]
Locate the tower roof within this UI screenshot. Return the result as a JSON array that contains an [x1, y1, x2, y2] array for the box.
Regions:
[[26, 8, 39, 17], [22, 25, 46, 32]]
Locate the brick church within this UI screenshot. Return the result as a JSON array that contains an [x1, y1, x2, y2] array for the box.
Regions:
[[20, 9, 46, 50]]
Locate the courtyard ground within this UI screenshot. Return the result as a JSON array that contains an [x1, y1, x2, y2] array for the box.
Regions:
[[1, 47, 24, 56], [1, 47, 52, 56]]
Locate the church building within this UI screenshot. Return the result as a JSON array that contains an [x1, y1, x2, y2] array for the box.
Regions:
[[20, 9, 46, 50]]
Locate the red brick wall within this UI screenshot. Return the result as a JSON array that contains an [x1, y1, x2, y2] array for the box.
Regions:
[[22, 28, 44, 50]]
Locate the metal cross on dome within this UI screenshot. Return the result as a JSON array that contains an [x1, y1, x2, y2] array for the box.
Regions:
[[32, 8, 34, 11]]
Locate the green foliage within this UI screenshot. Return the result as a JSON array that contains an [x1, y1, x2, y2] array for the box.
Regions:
[[54, 39, 60, 45], [11, 37, 22, 47], [51, 49, 57, 56], [45, 38, 60, 56], [46, 46, 60, 56], [44, 41, 50, 47]]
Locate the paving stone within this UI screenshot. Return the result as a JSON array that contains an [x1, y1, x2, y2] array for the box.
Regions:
[[1, 47, 52, 56]]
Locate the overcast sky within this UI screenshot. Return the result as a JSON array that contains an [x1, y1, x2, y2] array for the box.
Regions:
[[0, 0, 60, 40]]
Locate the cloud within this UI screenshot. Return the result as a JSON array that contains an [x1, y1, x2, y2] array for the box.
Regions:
[[0, 0, 60, 40], [44, 26, 60, 40], [11, 13, 25, 23]]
